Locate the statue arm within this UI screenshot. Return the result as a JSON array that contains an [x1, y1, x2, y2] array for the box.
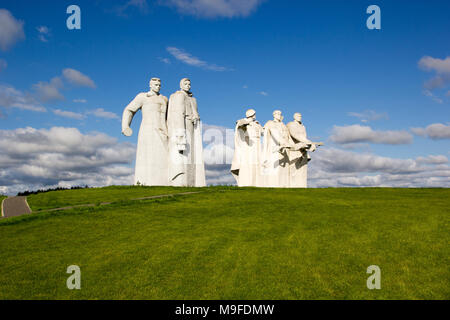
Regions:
[[269, 126, 288, 147], [191, 97, 200, 122], [122, 94, 143, 135], [288, 124, 311, 144], [168, 93, 187, 151], [236, 118, 250, 128]]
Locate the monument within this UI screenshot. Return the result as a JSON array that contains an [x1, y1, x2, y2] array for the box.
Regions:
[[231, 110, 323, 188], [262, 110, 291, 188], [121, 78, 169, 186], [287, 112, 323, 188], [167, 78, 206, 187], [231, 109, 264, 187]]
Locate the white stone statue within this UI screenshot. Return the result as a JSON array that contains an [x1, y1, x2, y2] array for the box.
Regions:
[[167, 78, 206, 187], [287, 112, 323, 188], [122, 77, 169, 186], [262, 110, 291, 188], [231, 109, 264, 187]]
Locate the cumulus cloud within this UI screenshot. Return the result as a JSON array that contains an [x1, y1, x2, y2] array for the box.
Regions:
[[419, 56, 450, 74], [411, 123, 450, 140], [330, 124, 413, 145], [418, 56, 450, 102], [347, 110, 388, 123], [259, 91, 268, 96], [62, 68, 97, 88], [167, 46, 228, 71], [161, 0, 265, 18], [33, 77, 64, 102], [0, 127, 135, 195], [52, 109, 85, 120], [87, 108, 120, 120], [308, 148, 450, 188], [0, 85, 46, 113], [0, 9, 25, 51], [29, 69, 96, 103], [416, 155, 448, 165]]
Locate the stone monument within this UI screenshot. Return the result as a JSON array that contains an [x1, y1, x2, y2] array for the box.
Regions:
[[262, 110, 291, 188], [231, 109, 264, 187], [167, 78, 206, 187], [121, 77, 169, 186], [287, 113, 323, 188]]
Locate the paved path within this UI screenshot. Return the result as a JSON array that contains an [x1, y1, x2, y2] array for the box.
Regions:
[[1, 196, 32, 218], [1, 191, 202, 218]]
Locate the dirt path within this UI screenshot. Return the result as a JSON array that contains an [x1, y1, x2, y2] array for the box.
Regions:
[[1, 196, 32, 218], [1, 191, 202, 218]]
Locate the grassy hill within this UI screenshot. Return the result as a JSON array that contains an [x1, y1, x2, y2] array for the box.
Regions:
[[0, 187, 448, 299]]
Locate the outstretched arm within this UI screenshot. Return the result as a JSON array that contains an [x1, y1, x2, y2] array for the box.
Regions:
[[122, 94, 143, 136]]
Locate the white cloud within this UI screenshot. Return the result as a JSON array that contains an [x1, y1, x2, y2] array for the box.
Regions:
[[62, 68, 96, 88], [330, 124, 413, 145], [167, 46, 228, 71], [308, 148, 450, 188], [36, 25, 50, 42], [423, 89, 443, 104], [259, 91, 268, 96], [411, 123, 450, 140], [0, 127, 135, 195], [52, 109, 85, 120], [159, 57, 170, 64], [0, 85, 46, 113], [0, 9, 25, 51], [161, 0, 265, 18], [87, 108, 120, 120], [33, 76, 64, 102], [73, 99, 87, 103], [416, 155, 448, 165], [418, 56, 450, 74], [347, 110, 388, 123], [418, 56, 450, 102], [30, 69, 95, 103], [0, 59, 7, 72]]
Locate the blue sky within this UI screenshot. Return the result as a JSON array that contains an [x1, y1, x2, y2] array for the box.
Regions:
[[0, 0, 449, 193]]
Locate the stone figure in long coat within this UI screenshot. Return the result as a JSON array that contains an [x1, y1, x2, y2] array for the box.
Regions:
[[262, 110, 291, 188], [122, 77, 169, 186], [167, 78, 206, 187], [287, 113, 323, 188], [231, 109, 264, 187]]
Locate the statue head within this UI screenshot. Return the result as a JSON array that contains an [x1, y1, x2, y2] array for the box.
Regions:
[[180, 78, 191, 93], [245, 109, 256, 120], [294, 112, 302, 122], [273, 110, 283, 122], [149, 78, 161, 93]]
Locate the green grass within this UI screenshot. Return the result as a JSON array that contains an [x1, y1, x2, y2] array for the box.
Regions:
[[26, 185, 208, 211], [0, 187, 448, 299]]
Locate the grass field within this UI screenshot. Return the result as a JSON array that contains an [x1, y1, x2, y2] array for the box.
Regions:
[[0, 187, 448, 299], [26, 186, 204, 211]]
